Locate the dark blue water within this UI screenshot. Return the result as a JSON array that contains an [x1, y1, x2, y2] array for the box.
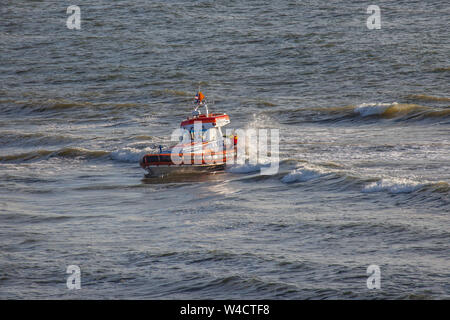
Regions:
[[0, 0, 449, 299]]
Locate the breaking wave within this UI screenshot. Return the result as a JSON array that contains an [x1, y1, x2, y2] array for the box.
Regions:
[[353, 102, 401, 117], [226, 163, 263, 174], [110, 146, 159, 163], [362, 178, 426, 194], [281, 164, 330, 183], [0, 145, 164, 164], [280, 164, 449, 197], [362, 178, 449, 194], [267, 102, 450, 124], [225, 162, 276, 174]]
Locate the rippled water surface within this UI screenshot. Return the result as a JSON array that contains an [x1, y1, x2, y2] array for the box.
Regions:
[[0, 1, 449, 299]]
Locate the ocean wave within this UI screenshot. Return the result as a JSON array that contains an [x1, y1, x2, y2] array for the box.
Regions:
[[1, 98, 143, 113], [0, 146, 158, 163], [0, 147, 109, 162], [0, 131, 79, 147], [362, 178, 449, 194], [241, 99, 277, 108], [406, 94, 450, 102], [151, 89, 192, 97], [0, 144, 168, 164], [281, 165, 330, 183], [281, 163, 449, 197], [362, 178, 426, 194], [110, 147, 158, 163], [353, 102, 446, 119], [267, 102, 450, 124], [354, 102, 399, 117], [226, 163, 266, 174], [431, 67, 450, 73]]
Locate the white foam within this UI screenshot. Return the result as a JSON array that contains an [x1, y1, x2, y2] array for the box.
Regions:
[[245, 113, 279, 129], [281, 165, 328, 183], [226, 163, 265, 173], [362, 178, 425, 194], [110, 147, 156, 163], [354, 102, 397, 117]]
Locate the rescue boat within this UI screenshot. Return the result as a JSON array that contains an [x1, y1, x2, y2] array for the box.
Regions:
[[140, 92, 237, 176]]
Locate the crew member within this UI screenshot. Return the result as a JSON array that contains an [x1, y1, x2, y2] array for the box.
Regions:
[[195, 91, 205, 105]]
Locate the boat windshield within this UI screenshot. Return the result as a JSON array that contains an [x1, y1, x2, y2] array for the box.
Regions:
[[179, 127, 222, 143]]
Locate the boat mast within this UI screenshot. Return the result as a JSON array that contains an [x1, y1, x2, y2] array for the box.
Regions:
[[194, 87, 208, 116]]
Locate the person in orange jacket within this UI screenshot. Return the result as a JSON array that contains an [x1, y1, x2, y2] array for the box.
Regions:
[[195, 91, 205, 105]]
